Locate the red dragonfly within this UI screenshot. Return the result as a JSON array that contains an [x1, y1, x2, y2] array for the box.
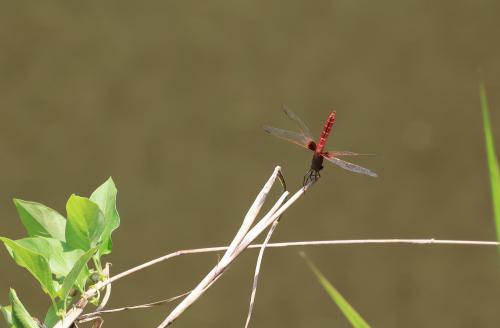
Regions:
[[263, 108, 377, 184]]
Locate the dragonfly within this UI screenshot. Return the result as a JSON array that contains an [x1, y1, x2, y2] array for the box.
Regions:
[[263, 108, 377, 184]]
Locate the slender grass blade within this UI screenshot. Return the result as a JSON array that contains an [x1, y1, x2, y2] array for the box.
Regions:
[[480, 82, 500, 251], [302, 253, 371, 328]]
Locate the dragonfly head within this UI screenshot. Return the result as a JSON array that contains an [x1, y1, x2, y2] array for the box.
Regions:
[[307, 141, 317, 151]]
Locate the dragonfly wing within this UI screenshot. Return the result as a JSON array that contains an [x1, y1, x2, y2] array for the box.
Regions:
[[323, 154, 378, 177], [282, 106, 314, 140], [263, 125, 314, 150], [329, 151, 375, 156]]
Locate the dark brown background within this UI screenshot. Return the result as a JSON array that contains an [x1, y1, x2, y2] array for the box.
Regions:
[[1, 1, 500, 327]]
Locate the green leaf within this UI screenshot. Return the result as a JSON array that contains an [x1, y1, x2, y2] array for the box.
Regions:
[[71, 263, 91, 293], [302, 253, 371, 328], [0, 237, 57, 300], [90, 177, 121, 255], [43, 305, 58, 328], [65, 195, 105, 251], [0, 305, 15, 328], [14, 237, 85, 279], [13, 199, 66, 242], [480, 82, 500, 251], [12, 237, 90, 308], [43, 297, 67, 328], [58, 248, 96, 303], [9, 289, 40, 328]]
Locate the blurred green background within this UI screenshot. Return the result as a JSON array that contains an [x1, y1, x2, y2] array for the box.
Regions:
[[1, 1, 500, 327]]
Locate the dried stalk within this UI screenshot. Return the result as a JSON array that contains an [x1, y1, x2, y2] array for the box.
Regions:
[[54, 238, 498, 327], [244, 220, 280, 328], [226, 166, 284, 257], [245, 170, 287, 328], [96, 263, 112, 312], [52, 165, 499, 328], [79, 291, 191, 319], [157, 167, 294, 327]]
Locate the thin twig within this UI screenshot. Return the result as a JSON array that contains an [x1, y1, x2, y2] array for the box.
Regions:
[[251, 239, 499, 247], [89, 238, 500, 288], [79, 291, 191, 319], [76, 316, 103, 326], [226, 166, 283, 257], [96, 263, 112, 312], [52, 162, 498, 328], [244, 220, 279, 328], [79, 237, 500, 293], [245, 168, 287, 328], [158, 176, 316, 327], [158, 171, 291, 327], [53, 238, 498, 328]]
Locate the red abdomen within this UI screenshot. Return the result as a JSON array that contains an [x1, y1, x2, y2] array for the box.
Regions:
[[315, 112, 336, 153]]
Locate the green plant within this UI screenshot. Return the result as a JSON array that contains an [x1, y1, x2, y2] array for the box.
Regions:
[[301, 252, 371, 328], [0, 178, 120, 328], [480, 82, 500, 251]]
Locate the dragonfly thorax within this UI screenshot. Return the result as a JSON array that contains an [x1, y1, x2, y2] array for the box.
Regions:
[[310, 152, 324, 172]]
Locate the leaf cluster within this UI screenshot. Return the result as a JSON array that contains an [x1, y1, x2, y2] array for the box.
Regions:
[[0, 178, 120, 328]]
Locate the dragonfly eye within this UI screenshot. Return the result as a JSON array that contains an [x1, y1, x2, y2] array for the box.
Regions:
[[307, 141, 316, 151]]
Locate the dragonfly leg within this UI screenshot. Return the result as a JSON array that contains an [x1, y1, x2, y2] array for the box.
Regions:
[[303, 169, 320, 186]]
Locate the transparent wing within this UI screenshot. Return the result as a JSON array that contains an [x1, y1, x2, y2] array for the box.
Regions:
[[263, 125, 314, 150], [323, 154, 378, 177], [282, 106, 314, 140], [329, 151, 375, 156]]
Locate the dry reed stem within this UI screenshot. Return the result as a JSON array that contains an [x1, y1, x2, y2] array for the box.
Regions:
[[54, 237, 498, 328], [54, 238, 498, 327], [52, 165, 499, 328], [95, 263, 111, 312], [226, 166, 283, 257], [244, 170, 287, 328], [158, 167, 292, 327], [79, 291, 191, 319], [244, 220, 280, 328]]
